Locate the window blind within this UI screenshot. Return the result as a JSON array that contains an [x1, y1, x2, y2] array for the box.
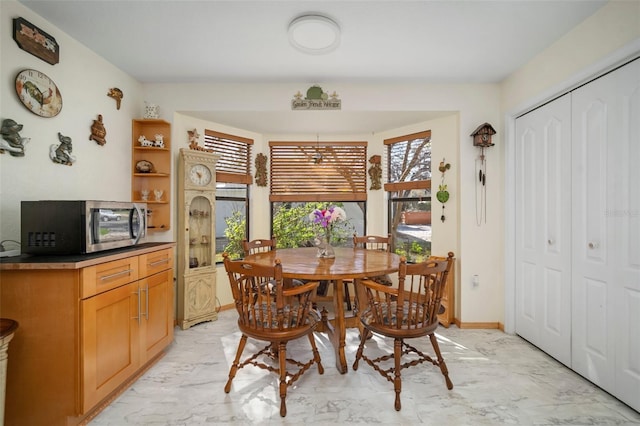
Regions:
[[269, 141, 367, 202], [384, 130, 431, 192], [203, 129, 253, 184]]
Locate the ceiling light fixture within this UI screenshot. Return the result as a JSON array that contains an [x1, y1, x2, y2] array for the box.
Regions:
[[288, 14, 340, 55]]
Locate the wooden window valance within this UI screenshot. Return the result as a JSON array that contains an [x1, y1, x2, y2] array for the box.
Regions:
[[269, 141, 367, 202]]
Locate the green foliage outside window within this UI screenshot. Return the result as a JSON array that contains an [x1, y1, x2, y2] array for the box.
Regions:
[[222, 210, 246, 260], [272, 202, 355, 249]]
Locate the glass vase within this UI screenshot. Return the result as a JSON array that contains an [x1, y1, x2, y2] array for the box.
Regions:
[[316, 235, 335, 258]]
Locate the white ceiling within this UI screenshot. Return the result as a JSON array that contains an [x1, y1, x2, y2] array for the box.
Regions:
[[18, 0, 607, 134]]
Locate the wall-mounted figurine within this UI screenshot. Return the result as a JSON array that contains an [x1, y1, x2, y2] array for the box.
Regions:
[[368, 155, 382, 190], [107, 87, 123, 110], [437, 159, 451, 222], [187, 128, 214, 153], [89, 114, 107, 145], [50, 132, 76, 165], [255, 153, 267, 187], [0, 118, 29, 157]]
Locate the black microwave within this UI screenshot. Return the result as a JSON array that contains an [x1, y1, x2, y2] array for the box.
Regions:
[[21, 200, 147, 255]]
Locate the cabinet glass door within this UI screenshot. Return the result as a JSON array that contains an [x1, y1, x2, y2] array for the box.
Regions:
[[188, 196, 212, 268]]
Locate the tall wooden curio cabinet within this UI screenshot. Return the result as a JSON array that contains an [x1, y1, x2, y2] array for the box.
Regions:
[[177, 148, 220, 329]]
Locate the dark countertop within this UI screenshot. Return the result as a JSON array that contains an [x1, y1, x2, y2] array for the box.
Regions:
[[0, 242, 175, 271]]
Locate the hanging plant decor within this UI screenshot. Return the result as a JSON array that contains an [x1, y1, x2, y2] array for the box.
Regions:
[[437, 159, 451, 222]]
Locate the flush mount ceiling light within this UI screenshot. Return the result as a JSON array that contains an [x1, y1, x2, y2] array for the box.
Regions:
[[288, 14, 340, 55]]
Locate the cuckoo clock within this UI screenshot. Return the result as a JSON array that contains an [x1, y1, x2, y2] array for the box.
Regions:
[[471, 122, 496, 147]]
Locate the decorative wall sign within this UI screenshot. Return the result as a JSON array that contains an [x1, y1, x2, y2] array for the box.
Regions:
[[292, 85, 341, 110], [13, 17, 59, 65], [89, 114, 107, 145], [15, 69, 63, 118]]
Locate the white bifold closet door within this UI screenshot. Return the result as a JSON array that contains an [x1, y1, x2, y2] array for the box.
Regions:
[[515, 58, 639, 412], [571, 58, 640, 411], [515, 94, 572, 367]]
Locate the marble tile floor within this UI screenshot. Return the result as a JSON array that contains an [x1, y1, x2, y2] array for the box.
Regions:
[[90, 309, 640, 425]]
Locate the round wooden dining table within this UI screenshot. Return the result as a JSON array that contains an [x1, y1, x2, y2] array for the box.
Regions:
[[244, 246, 400, 373]]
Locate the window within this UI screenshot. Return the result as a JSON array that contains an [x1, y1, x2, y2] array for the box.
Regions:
[[385, 130, 432, 261], [269, 141, 368, 247], [204, 130, 252, 262]]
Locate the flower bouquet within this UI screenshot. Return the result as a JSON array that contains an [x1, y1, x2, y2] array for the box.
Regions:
[[309, 205, 347, 258]]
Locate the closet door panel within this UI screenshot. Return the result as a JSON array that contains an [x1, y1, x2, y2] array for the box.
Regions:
[[572, 58, 640, 410], [613, 60, 640, 411], [515, 94, 572, 366]]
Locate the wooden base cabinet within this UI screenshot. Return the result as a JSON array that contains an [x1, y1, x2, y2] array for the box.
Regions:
[[0, 244, 174, 426]]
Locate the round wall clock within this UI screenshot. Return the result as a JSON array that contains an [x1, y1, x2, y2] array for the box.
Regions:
[[15, 69, 63, 118], [189, 164, 212, 186]]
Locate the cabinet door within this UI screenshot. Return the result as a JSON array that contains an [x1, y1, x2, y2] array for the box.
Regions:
[[571, 58, 640, 410], [180, 272, 217, 329], [515, 94, 572, 366], [140, 268, 174, 362], [81, 282, 140, 412]]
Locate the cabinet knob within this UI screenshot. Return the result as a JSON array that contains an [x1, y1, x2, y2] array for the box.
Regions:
[[547, 239, 554, 245], [588, 242, 599, 249]]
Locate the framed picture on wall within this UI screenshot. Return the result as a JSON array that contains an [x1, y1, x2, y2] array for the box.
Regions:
[[13, 17, 60, 65]]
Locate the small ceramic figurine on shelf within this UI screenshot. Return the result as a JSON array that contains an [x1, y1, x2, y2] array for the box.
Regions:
[[154, 134, 164, 148], [89, 114, 107, 145], [49, 132, 76, 166], [144, 102, 159, 119], [138, 135, 154, 147]]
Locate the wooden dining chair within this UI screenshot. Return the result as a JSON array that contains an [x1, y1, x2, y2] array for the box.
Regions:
[[352, 252, 455, 411], [348, 234, 393, 311], [242, 236, 277, 257], [223, 254, 324, 417]]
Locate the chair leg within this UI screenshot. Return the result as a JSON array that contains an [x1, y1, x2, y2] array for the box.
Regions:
[[307, 333, 324, 374], [393, 338, 402, 411], [225, 334, 248, 393], [278, 341, 288, 417], [429, 333, 453, 390], [352, 327, 368, 370], [343, 281, 352, 311]]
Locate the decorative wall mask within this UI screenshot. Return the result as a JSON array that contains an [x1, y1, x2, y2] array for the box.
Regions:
[[255, 153, 267, 187], [368, 155, 382, 190], [107, 87, 123, 110], [0, 118, 29, 157], [89, 114, 107, 145], [50, 132, 76, 165]]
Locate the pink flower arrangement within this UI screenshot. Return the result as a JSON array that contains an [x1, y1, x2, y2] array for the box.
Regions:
[[309, 206, 347, 245]]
